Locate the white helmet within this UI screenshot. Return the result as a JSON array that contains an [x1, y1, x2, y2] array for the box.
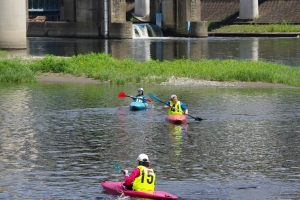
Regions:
[[137, 88, 144, 92], [137, 154, 149, 162], [170, 94, 177, 99]]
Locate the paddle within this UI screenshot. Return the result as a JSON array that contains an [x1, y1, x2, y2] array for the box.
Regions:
[[112, 162, 122, 173], [148, 93, 204, 121], [118, 92, 152, 102]]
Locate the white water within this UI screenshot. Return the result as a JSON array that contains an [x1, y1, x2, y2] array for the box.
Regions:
[[132, 24, 163, 38]]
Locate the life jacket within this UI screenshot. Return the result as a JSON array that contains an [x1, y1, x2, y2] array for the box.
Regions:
[[135, 95, 145, 102], [168, 101, 182, 115], [132, 165, 156, 192]]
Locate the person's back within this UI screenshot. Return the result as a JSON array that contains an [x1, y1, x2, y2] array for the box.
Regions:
[[123, 154, 156, 192]]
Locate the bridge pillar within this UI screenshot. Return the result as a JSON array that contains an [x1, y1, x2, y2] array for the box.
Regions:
[[239, 0, 259, 20], [0, 0, 27, 49], [150, 0, 161, 23], [161, 0, 175, 34], [187, 0, 207, 37], [161, 0, 207, 37], [109, 0, 132, 39]]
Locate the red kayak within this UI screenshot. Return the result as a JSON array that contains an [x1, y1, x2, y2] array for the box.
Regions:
[[101, 181, 178, 200], [165, 114, 187, 125]]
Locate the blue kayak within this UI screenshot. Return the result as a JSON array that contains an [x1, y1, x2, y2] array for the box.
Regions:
[[129, 102, 148, 111]]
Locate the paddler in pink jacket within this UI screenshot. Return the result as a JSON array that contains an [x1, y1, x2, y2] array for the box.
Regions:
[[122, 154, 156, 192]]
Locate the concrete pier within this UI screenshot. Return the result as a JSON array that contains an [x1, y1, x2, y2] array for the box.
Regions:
[[239, 0, 259, 20], [161, 0, 175, 33], [186, 0, 207, 37], [133, 0, 149, 22], [0, 0, 27, 49], [161, 0, 207, 37]]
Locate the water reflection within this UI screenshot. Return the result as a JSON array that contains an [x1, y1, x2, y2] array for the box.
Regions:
[[20, 37, 300, 67], [167, 123, 188, 159]]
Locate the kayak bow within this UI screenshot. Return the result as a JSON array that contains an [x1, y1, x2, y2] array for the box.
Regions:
[[129, 102, 148, 111], [165, 114, 187, 125]]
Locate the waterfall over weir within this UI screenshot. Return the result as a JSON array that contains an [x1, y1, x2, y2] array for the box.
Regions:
[[133, 24, 163, 38]]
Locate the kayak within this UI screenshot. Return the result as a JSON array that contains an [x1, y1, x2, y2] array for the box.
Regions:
[[165, 114, 187, 125], [129, 102, 148, 111], [101, 181, 178, 200]]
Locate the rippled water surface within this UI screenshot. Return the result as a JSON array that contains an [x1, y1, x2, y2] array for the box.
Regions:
[[0, 83, 299, 199]]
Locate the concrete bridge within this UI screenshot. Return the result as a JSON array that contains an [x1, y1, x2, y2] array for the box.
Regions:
[[0, 0, 294, 49]]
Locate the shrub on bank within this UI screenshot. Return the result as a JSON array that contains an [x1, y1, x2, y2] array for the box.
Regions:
[[0, 52, 299, 87], [0, 59, 36, 83]]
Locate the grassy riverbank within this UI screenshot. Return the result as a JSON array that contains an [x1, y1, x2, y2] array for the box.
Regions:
[[0, 52, 299, 86], [209, 22, 300, 33]]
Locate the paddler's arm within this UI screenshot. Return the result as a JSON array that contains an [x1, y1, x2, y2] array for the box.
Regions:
[[123, 168, 140, 186], [164, 102, 171, 109], [130, 95, 137, 101], [181, 102, 188, 114]]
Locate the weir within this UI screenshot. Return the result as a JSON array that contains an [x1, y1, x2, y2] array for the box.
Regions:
[[132, 24, 163, 38]]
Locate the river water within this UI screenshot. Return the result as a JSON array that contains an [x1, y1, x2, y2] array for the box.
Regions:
[[1, 37, 300, 199]]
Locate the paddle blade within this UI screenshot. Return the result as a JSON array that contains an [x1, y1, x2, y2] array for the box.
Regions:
[[112, 162, 122, 173], [186, 114, 204, 121], [148, 93, 165, 104], [118, 92, 126, 98]]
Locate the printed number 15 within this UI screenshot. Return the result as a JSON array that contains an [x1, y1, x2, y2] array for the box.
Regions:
[[141, 170, 154, 184]]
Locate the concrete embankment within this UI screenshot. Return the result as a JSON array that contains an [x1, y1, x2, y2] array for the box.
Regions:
[[27, 22, 101, 38]]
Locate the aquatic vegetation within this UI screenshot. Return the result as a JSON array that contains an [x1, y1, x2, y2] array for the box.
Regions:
[[0, 52, 299, 86]]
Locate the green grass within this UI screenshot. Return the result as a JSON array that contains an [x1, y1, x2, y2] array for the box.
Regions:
[[0, 58, 36, 83], [0, 49, 8, 58], [209, 22, 300, 33], [0, 52, 299, 86]]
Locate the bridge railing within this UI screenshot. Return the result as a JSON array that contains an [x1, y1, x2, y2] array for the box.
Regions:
[[28, 0, 59, 12]]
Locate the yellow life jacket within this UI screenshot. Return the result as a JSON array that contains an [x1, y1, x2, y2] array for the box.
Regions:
[[168, 101, 183, 115], [132, 166, 156, 192]]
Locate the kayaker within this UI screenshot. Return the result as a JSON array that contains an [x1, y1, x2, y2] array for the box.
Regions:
[[122, 154, 156, 192], [130, 88, 147, 103], [164, 94, 188, 115]]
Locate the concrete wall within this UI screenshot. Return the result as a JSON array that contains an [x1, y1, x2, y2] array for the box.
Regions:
[[61, 0, 76, 22], [0, 0, 27, 49], [27, 22, 100, 38], [76, 0, 104, 23], [109, 22, 132, 39]]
